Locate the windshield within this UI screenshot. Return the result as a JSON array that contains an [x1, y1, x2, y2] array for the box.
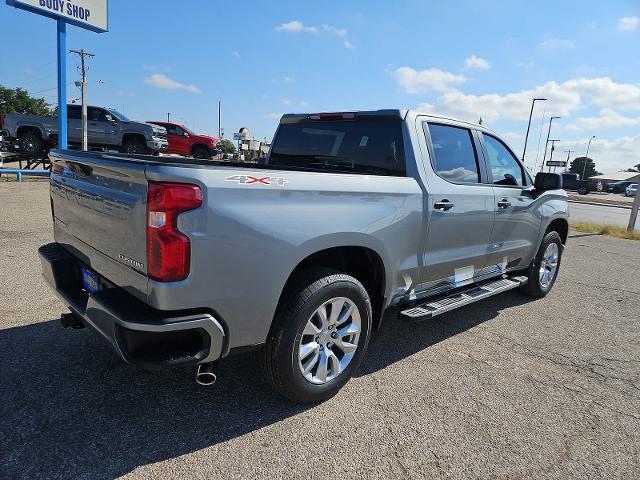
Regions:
[[268, 119, 406, 176], [107, 109, 131, 122], [181, 125, 194, 135]]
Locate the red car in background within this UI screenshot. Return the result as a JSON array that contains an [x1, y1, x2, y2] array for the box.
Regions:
[[147, 121, 220, 159]]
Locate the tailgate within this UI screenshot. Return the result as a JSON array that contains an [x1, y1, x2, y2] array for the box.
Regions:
[[50, 150, 149, 301]]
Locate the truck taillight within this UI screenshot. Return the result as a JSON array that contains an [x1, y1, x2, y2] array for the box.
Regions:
[[146, 182, 202, 282]]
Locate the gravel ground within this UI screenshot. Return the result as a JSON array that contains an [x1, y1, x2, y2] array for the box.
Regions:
[[1, 182, 639, 479]]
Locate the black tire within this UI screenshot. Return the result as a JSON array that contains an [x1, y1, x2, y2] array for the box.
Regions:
[[121, 138, 148, 155], [261, 268, 372, 403], [18, 131, 43, 155], [520, 231, 563, 298], [192, 146, 211, 160], [578, 186, 588, 195]]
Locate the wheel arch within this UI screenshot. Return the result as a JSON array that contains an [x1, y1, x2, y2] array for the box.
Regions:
[[121, 132, 146, 144], [190, 143, 212, 155], [276, 245, 388, 330], [16, 125, 44, 139], [545, 217, 569, 244]]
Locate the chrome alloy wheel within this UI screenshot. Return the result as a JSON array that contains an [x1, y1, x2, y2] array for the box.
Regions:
[[298, 297, 362, 385], [539, 242, 559, 289]]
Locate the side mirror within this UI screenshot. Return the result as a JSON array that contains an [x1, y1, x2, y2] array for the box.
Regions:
[[105, 114, 117, 125], [183, 131, 189, 137], [535, 172, 563, 191]]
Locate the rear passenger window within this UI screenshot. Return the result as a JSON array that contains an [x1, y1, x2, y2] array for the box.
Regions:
[[483, 134, 524, 186], [426, 123, 480, 183]]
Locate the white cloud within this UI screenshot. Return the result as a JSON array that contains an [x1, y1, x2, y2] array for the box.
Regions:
[[569, 109, 640, 130], [282, 75, 295, 83], [516, 61, 535, 68], [275, 20, 318, 33], [538, 37, 575, 49], [464, 55, 490, 70], [231, 51, 240, 59], [560, 135, 640, 172], [275, 20, 352, 48], [144, 74, 201, 94], [618, 16, 639, 31], [281, 97, 292, 105], [411, 77, 640, 123], [266, 112, 282, 120], [299, 100, 310, 107], [393, 67, 466, 94]]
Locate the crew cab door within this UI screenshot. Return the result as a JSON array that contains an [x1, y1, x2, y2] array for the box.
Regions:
[[418, 120, 495, 291], [165, 124, 190, 155], [478, 131, 539, 271], [66, 105, 82, 143]]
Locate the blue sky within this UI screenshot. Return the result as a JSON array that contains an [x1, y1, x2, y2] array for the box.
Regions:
[[1, 0, 639, 172]]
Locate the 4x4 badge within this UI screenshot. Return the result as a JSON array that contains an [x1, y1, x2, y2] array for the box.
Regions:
[[225, 175, 288, 186]]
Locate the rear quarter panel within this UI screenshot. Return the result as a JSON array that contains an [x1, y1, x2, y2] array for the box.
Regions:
[[145, 165, 424, 351]]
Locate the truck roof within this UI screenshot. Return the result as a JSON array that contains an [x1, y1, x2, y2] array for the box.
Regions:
[[279, 109, 499, 135]]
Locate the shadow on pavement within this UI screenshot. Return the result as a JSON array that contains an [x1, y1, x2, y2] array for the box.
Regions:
[[1, 291, 532, 478]]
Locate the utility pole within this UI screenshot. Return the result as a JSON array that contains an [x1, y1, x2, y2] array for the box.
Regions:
[[563, 149, 573, 173], [581, 135, 596, 180], [69, 48, 95, 151], [541, 116, 561, 171], [522, 97, 547, 163], [167, 112, 171, 122], [218, 101, 221, 139]]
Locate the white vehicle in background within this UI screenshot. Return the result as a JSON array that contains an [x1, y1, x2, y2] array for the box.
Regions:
[[625, 183, 638, 197]]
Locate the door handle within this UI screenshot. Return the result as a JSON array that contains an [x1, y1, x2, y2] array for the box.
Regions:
[[434, 199, 455, 211], [497, 199, 511, 209]]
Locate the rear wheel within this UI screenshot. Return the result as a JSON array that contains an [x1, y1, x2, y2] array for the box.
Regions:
[[520, 231, 563, 298], [121, 138, 147, 155], [578, 186, 588, 195], [192, 146, 211, 160], [18, 131, 43, 155], [262, 268, 372, 403]]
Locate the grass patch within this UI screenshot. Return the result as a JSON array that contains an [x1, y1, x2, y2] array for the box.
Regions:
[[571, 221, 640, 240]]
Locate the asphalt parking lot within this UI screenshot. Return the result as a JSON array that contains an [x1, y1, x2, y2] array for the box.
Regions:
[[1, 181, 639, 479]]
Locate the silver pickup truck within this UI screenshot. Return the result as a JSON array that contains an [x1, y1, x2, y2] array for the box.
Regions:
[[0, 105, 168, 155], [39, 110, 568, 403]]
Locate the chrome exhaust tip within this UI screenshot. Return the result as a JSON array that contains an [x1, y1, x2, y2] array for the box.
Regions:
[[196, 362, 217, 386]]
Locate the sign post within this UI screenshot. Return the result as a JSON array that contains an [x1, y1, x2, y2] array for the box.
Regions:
[[6, 0, 108, 150], [56, 19, 67, 148]]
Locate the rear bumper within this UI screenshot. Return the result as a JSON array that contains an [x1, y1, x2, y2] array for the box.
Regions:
[[39, 242, 225, 369]]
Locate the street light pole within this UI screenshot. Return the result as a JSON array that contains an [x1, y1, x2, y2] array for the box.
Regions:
[[541, 116, 561, 171], [563, 149, 573, 173], [522, 97, 547, 163], [547, 139, 560, 172], [581, 135, 596, 180]]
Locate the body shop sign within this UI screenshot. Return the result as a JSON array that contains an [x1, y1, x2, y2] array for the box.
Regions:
[[7, 0, 108, 32]]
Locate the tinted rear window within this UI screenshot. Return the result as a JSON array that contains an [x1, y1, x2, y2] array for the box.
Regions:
[[268, 119, 406, 176]]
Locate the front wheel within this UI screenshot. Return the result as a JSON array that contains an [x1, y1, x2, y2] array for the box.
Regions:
[[121, 138, 148, 155], [192, 146, 211, 160], [18, 131, 44, 155], [520, 231, 563, 298], [578, 186, 588, 195], [261, 268, 372, 403]]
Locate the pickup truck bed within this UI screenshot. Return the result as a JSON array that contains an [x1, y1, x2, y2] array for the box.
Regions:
[[40, 110, 569, 402]]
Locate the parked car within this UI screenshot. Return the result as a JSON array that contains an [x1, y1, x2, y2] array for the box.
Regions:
[[606, 180, 636, 193], [625, 183, 638, 197], [0, 106, 168, 155], [40, 110, 568, 403], [147, 121, 220, 159], [560, 172, 591, 195]]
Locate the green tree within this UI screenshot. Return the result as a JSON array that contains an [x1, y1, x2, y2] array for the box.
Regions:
[[220, 138, 236, 154], [569, 157, 602, 179], [0, 84, 54, 116], [624, 163, 640, 172]]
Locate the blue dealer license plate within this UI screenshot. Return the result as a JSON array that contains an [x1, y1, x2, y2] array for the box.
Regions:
[[81, 268, 100, 293]]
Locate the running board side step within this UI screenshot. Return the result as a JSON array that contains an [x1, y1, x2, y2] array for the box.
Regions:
[[400, 275, 528, 320]]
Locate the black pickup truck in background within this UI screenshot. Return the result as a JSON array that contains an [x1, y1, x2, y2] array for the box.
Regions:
[[561, 172, 591, 195]]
